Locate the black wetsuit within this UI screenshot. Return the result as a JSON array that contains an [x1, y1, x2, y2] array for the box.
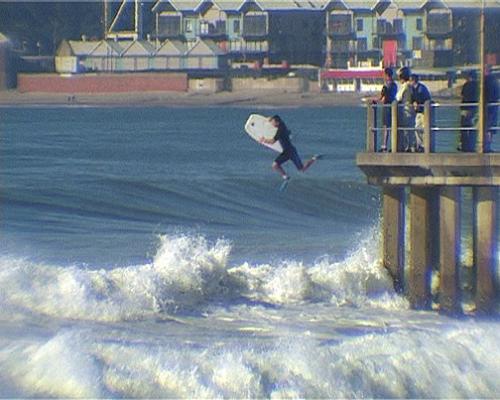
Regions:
[[273, 124, 303, 169]]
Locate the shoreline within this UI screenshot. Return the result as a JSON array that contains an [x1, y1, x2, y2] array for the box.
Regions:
[[0, 89, 459, 108]]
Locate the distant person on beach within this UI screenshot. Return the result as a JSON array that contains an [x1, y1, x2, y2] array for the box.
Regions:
[[459, 70, 479, 152], [410, 74, 431, 152], [260, 115, 319, 181], [377, 67, 398, 152], [484, 66, 499, 152], [395, 67, 415, 152]]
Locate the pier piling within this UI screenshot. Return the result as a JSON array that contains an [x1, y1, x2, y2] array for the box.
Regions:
[[382, 186, 405, 292], [474, 186, 498, 313], [439, 186, 461, 313]]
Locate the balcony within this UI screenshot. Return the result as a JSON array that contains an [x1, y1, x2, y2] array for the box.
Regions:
[[328, 16, 355, 39], [199, 21, 227, 40], [425, 26, 452, 38], [376, 20, 404, 37], [158, 16, 183, 39], [242, 15, 268, 40], [425, 13, 452, 38], [242, 31, 268, 40], [331, 41, 356, 53]]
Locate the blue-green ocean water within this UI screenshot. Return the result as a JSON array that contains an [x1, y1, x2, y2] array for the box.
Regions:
[[0, 105, 498, 398]]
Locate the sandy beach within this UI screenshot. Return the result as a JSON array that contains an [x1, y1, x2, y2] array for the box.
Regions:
[[0, 88, 460, 108], [0, 89, 376, 107]]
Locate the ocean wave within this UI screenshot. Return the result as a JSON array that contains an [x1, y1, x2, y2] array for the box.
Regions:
[[1, 177, 378, 230], [0, 230, 405, 322]]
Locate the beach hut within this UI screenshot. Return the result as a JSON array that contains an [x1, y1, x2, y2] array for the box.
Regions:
[[121, 40, 157, 71], [185, 39, 226, 69], [59, 40, 101, 73], [86, 40, 124, 72], [55, 40, 79, 73], [154, 39, 187, 69]]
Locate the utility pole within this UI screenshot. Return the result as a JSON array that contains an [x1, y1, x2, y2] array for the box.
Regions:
[[477, 0, 486, 153], [103, 0, 109, 39]]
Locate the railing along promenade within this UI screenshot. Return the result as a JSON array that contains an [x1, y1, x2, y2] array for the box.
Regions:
[[356, 101, 500, 314]]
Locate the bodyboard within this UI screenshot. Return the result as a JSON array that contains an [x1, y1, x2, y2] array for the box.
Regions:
[[244, 114, 283, 153]]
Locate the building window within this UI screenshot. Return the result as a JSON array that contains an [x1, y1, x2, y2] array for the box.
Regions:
[[184, 19, 193, 33], [158, 15, 181, 37], [329, 14, 353, 35], [233, 20, 240, 34], [397, 38, 406, 51], [413, 37, 423, 50], [416, 18, 423, 31], [372, 36, 379, 49], [393, 19, 403, 33], [434, 38, 446, 50], [200, 20, 209, 35], [357, 38, 367, 52], [377, 19, 386, 34], [356, 18, 363, 32], [243, 14, 267, 37], [332, 39, 352, 53], [427, 12, 451, 34]]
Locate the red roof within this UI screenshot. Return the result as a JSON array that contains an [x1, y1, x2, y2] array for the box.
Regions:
[[321, 69, 385, 79]]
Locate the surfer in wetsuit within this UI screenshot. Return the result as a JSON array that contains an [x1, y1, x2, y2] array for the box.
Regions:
[[260, 115, 319, 181]]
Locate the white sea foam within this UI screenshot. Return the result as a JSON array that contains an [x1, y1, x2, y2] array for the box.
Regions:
[[0, 330, 101, 398], [4, 320, 499, 398], [0, 232, 407, 322]]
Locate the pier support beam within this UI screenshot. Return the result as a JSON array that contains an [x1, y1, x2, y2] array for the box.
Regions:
[[473, 186, 498, 313], [439, 187, 461, 313], [382, 186, 405, 291], [409, 186, 438, 309]]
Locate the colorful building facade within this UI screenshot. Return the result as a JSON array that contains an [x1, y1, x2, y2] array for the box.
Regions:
[[54, 0, 499, 73]]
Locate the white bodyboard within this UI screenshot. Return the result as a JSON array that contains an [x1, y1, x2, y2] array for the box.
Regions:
[[244, 114, 283, 153]]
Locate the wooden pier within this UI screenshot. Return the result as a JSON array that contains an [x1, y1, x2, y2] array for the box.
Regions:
[[356, 102, 499, 314]]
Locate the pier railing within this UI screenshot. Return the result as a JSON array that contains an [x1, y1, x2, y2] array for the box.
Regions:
[[366, 101, 500, 154]]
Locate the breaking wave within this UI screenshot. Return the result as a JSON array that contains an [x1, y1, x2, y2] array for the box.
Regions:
[[0, 229, 407, 322]]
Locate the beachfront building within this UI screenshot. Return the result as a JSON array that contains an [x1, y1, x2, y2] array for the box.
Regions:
[[151, 0, 325, 66], [397, 0, 453, 68], [324, 0, 387, 69], [450, 1, 500, 66], [324, 0, 455, 69], [52, 0, 499, 74], [55, 37, 226, 73]]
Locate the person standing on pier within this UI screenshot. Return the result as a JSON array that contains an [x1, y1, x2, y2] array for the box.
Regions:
[[410, 74, 431, 153], [377, 67, 398, 152], [395, 67, 415, 152], [484, 66, 498, 153], [459, 70, 479, 152]]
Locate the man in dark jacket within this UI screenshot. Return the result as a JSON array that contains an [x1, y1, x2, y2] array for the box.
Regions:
[[378, 67, 398, 152], [459, 70, 478, 152], [484, 66, 499, 152]]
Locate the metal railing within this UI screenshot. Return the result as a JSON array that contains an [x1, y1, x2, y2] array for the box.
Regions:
[[366, 101, 500, 153]]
